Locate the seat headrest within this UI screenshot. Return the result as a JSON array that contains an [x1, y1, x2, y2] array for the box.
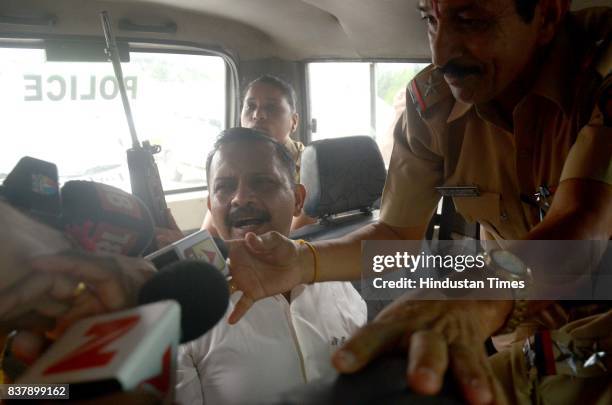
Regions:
[[300, 136, 386, 218]]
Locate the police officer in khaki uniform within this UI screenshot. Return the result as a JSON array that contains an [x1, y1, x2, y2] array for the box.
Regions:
[[225, 1, 611, 404]]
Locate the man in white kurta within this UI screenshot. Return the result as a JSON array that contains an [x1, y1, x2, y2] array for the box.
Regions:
[[175, 128, 366, 405]]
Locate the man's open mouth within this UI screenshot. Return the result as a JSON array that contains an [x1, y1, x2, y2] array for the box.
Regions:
[[227, 207, 272, 233], [232, 217, 267, 229]]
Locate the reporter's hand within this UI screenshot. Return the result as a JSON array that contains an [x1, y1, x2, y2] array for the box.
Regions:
[[0, 272, 78, 334], [29, 251, 156, 316], [4, 251, 156, 369], [225, 231, 312, 323], [2, 251, 155, 335], [332, 297, 512, 405]]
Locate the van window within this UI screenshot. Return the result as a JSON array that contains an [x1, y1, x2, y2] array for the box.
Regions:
[[308, 62, 428, 165], [1, 46, 226, 194]]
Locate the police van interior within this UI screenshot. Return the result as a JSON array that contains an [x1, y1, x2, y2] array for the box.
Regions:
[[1, 0, 610, 403]]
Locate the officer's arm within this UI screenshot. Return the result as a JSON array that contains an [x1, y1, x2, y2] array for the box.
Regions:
[[311, 221, 429, 282], [526, 178, 612, 240]]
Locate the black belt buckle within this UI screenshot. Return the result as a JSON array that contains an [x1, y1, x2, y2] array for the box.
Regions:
[[435, 186, 480, 197]]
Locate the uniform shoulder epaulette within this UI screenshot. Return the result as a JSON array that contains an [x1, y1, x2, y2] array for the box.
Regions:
[[595, 42, 612, 127], [407, 65, 452, 116], [580, 36, 611, 127], [594, 38, 611, 79], [573, 8, 611, 79]]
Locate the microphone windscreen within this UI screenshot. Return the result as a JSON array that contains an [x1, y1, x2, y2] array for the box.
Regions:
[[212, 236, 229, 260], [2, 156, 61, 227], [138, 260, 229, 343], [61, 181, 154, 257]]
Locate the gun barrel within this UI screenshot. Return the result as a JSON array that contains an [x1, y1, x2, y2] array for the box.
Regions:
[[100, 11, 114, 50], [99, 11, 140, 148]]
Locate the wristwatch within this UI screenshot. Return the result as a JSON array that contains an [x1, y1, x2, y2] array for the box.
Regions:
[[484, 249, 533, 334]]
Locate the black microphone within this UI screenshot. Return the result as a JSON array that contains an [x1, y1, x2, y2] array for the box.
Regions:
[[138, 260, 230, 343], [61, 180, 154, 257], [1, 156, 61, 228]]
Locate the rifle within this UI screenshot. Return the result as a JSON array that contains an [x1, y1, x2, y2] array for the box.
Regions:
[[99, 11, 169, 228]]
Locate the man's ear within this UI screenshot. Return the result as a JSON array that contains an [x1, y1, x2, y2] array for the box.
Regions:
[[536, 0, 569, 46], [293, 184, 306, 217], [291, 113, 299, 134]]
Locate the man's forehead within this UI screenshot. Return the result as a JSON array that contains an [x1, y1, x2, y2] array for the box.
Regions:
[[418, 0, 495, 13], [245, 95, 282, 103], [211, 141, 280, 177]]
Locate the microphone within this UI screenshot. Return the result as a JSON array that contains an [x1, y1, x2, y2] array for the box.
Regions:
[[213, 236, 229, 260], [17, 261, 229, 402], [18, 300, 180, 402], [138, 260, 230, 343], [61, 180, 154, 257], [0, 156, 61, 228], [145, 229, 229, 276]]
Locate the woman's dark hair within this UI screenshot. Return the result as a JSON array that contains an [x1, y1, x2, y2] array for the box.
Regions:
[[515, 0, 539, 23], [243, 75, 297, 112], [515, 0, 570, 23]]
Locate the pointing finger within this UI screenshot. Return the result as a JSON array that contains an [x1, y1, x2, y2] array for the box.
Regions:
[[407, 330, 448, 395], [228, 292, 254, 324], [332, 320, 409, 373]]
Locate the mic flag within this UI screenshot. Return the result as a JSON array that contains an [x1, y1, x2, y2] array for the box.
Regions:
[[61, 181, 154, 257], [1, 156, 61, 228], [18, 301, 180, 403], [145, 229, 229, 275]]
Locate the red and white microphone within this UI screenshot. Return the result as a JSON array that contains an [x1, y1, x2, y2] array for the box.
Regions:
[[17, 301, 180, 403]]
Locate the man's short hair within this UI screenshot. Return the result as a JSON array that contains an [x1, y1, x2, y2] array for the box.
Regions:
[[515, 0, 570, 23], [243, 75, 297, 113], [205, 127, 297, 188]]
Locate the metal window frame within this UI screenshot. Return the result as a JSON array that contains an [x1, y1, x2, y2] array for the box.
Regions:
[[304, 59, 430, 143], [0, 33, 239, 195]]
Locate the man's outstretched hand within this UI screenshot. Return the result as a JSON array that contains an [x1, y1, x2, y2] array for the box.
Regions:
[[225, 231, 312, 324], [332, 297, 512, 405]]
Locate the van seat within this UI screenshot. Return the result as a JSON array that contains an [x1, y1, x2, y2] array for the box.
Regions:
[[290, 136, 386, 241]]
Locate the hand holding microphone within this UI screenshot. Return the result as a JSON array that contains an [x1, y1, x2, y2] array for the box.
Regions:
[[2, 168, 231, 400], [1, 173, 158, 337], [15, 260, 229, 402]]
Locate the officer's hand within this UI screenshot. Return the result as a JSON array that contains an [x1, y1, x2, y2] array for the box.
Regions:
[[225, 231, 311, 324], [332, 297, 512, 405]]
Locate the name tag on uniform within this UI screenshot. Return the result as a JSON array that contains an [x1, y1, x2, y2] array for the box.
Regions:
[[435, 186, 480, 197]]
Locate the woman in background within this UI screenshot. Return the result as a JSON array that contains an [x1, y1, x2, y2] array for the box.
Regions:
[[202, 75, 315, 234]]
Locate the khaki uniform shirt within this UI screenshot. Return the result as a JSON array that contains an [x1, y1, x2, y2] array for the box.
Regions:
[[380, 8, 611, 241]]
